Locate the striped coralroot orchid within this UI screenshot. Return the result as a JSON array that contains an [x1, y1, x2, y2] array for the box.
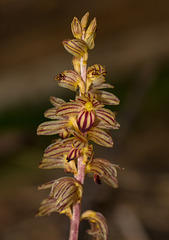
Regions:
[[37, 12, 120, 240]]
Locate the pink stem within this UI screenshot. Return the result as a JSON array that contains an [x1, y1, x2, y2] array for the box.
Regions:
[[68, 57, 87, 240]]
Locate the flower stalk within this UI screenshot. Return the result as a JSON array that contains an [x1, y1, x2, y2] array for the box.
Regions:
[[36, 12, 120, 240]]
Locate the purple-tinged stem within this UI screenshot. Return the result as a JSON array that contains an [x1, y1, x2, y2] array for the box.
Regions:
[[69, 53, 87, 240]]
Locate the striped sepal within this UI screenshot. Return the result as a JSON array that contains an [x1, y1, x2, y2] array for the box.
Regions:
[[37, 119, 68, 135], [36, 177, 82, 216], [77, 109, 95, 133], [39, 156, 65, 169], [90, 83, 114, 90], [81, 210, 108, 240], [62, 39, 88, 58], [86, 158, 119, 188], [88, 127, 113, 147], [44, 141, 72, 157], [39, 156, 77, 173], [50, 96, 65, 107], [56, 101, 81, 116], [44, 108, 58, 119], [96, 108, 115, 127], [55, 70, 84, 92], [94, 90, 120, 105]]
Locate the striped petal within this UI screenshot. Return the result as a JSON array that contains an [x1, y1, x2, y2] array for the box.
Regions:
[[93, 90, 120, 105], [81, 210, 108, 240], [56, 101, 81, 116], [55, 70, 84, 92], [77, 109, 95, 133], [86, 158, 119, 188], [62, 39, 88, 58], [37, 119, 68, 135], [96, 108, 115, 127], [36, 177, 82, 216], [88, 127, 113, 147]]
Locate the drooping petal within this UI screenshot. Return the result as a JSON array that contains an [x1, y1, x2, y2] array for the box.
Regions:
[[81, 210, 108, 240], [62, 39, 88, 58], [88, 127, 113, 147], [71, 17, 82, 39], [36, 177, 82, 216], [37, 119, 68, 135], [55, 70, 85, 92], [77, 109, 95, 133], [86, 158, 119, 188]]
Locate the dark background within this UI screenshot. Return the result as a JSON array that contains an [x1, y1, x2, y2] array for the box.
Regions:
[[0, 0, 169, 239]]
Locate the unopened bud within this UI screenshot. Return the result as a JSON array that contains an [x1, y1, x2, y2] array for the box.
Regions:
[[85, 18, 97, 49], [71, 17, 82, 39], [81, 12, 89, 30]]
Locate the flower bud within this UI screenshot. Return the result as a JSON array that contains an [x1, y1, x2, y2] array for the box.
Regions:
[[81, 12, 89, 30], [71, 17, 82, 39], [87, 64, 106, 85], [62, 39, 88, 58], [85, 18, 97, 49]]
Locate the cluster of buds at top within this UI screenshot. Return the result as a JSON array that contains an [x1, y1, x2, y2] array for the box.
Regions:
[[36, 12, 120, 240]]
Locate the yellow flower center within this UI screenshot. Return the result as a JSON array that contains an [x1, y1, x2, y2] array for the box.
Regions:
[[84, 101, 93, 111]]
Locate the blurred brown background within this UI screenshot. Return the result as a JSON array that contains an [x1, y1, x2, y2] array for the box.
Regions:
[[0, 0, 169, 239]]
